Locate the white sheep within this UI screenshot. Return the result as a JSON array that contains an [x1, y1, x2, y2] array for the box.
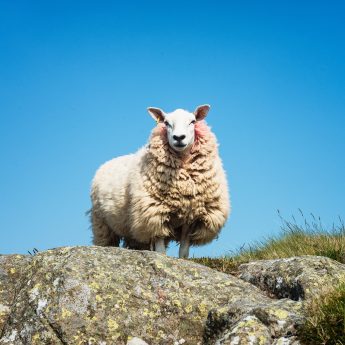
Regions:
[[90, 105, 230, 258]]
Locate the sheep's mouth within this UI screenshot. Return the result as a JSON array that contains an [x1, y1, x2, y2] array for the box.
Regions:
[[174, 143, 187, 148], [172, 142, 188, 151]]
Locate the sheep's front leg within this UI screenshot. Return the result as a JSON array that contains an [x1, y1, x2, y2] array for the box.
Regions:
[[154, 238, 166, 254], [179, 225, 190, 259]]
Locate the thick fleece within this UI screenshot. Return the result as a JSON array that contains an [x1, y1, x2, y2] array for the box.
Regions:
[[91, 120, 230, 247]]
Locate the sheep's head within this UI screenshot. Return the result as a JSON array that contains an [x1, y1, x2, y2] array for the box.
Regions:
[[147, 104, 210, 153]]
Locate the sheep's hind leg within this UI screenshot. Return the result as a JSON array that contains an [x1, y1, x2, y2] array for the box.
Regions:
[[91, 211, 120, 247], [179, 224, 190, 259], [154, 238, 166, 254], [124, 238, 150, 250]]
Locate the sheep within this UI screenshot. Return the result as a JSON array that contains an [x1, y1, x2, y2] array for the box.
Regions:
[[90, 104, 230, 258]]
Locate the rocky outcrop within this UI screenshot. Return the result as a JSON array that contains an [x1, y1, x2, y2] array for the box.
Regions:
[[0, 247, 344, 345], [237, 255, 345, 301]]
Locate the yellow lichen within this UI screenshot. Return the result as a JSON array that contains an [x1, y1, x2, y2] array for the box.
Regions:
[[88, 337, 96, 344], [33, 283, 41, 290], [107, 318, 119, 332], [61, 308, 72, 319], [111, 333, 121, 340], [10, 268, 16, 274], [142, 291, 152, 298], [173, 300, 182, 308], [32, 333, 40, 343], [259, 335, 267, 345], [198, 302, 208, 316], [243, 318, 257, 327], [155, 261, 164, 269], [0, 304, 10, 316], [142, 308, 155, 318], [217, 306, 229, 314], [272, 309, 289, 319], [89, 281, 100, 290], [236, 321, 245, 329], [185, 304, 193, 313], [152, 304, 160, 311], [157, 330, 165, 338]]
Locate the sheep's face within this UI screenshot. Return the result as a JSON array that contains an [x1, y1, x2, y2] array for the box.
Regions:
[[148, 105, 210, 153]]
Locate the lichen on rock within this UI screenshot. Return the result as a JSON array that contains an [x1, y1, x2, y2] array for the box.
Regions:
[[237, 256, 345, 301], [0, 247, 344, 344]]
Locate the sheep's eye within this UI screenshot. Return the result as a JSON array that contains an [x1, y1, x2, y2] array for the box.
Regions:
[[190, 120, 196, 125], [164, 121, 171, 127]]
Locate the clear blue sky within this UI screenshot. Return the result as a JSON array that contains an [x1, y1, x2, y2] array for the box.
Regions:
[[0, 1, 344, 257]]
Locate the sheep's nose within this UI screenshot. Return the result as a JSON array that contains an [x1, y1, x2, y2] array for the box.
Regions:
[[173, 134, 186, 141]]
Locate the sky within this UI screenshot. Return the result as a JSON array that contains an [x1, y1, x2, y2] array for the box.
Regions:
[[0, 1, 344, 257]]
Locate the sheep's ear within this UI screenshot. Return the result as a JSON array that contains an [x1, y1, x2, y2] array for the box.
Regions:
[[147, 107, 165, 123], [194, 104, 210, 121]]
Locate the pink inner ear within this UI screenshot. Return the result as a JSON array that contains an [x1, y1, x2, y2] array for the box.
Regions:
[[194, 120, 209, 139]]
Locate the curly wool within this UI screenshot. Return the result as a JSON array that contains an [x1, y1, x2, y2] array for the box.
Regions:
[[91, 121, 230, 246], [128, 121, 229, 245]]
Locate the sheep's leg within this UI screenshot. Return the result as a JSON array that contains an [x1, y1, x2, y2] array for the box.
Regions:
[[154, 238, 166, 254], [91, 210, 120, 246], [123, 238, 150, 250], [179, 225, 190, 259]]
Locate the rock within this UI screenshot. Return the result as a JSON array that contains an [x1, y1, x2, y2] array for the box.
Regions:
[[127, 337, 149, 345], [0, 254, 32, 335], [237, 256, 345, 301], [0, 247, 344, 344]]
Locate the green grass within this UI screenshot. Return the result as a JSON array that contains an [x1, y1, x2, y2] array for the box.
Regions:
[[299, 283, 345, 345], [191, 211, 345, 344], [192, 210, 345, 274]]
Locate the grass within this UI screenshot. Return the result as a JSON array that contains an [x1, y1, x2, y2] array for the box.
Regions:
[[299, 283, 345, 345], [191, 211, 345, 344], [192, 210, 345, 274]]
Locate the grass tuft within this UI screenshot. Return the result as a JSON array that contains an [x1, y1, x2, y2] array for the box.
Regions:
[[192, 210, 345, 274], [299, 283, 345, 345]]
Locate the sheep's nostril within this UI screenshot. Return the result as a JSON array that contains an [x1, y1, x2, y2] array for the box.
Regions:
[[173, 135, 186, 141]]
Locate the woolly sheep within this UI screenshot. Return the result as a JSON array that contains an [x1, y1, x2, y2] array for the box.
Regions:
[[90, 105, 230, 258]]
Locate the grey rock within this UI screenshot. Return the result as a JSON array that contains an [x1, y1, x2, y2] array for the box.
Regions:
[[127, 337, 150, 345], [237, 255, 345, 301], [0, 247, 344, 344]]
